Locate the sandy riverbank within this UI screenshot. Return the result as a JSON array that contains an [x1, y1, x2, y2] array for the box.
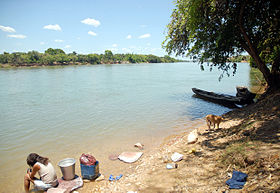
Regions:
[[74, 90, 280, 193], [77, 120, 239, 193]]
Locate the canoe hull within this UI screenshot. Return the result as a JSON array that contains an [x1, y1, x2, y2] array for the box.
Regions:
[[192, 88, 249, 108]]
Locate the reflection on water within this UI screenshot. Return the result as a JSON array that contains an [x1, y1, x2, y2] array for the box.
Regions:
[[0, 62, 250, 192]]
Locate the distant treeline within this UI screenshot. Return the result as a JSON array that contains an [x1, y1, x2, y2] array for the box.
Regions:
[[0, 48, 179, 67], [228, 55, 263, 68], [228, 55, 250, 63]]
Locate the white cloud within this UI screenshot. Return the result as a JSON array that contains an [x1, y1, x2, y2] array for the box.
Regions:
[[54, 39, 64, 43], [88, 31, 97, 36], [140, 25, 147, 28], [43, 24, 61, 31], [138, 33, 151, 39], [7, 34, 26, 39], [112, 44, 118, 47], [126, 35, 132, 39], [40, 42, 45, 45], [0, 25, 16, 33], [81, 18, 101, 27], [65, 45, 71, 48]]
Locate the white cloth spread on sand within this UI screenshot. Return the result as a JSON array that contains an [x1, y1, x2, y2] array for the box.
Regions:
[[118, 152, 143, 163]]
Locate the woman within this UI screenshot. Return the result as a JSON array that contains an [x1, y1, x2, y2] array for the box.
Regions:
[[24, 153, 58, 192]]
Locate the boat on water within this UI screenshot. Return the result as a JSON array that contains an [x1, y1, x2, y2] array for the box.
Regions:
[[192, 87, 255, 108]]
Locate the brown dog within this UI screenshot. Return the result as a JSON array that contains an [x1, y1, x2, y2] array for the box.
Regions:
[[205, 114, 224, 129]]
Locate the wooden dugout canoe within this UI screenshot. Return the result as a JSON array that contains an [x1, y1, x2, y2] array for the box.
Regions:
[[191, 87, 254, 107]]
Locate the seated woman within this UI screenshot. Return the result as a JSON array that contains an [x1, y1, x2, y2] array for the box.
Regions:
[[24, 153, 58, 192]]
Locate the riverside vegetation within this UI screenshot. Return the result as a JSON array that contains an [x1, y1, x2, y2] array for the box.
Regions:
[[0, 48, 179, 68], [0, 48, 250, 68], [163, 0, 280, 90]]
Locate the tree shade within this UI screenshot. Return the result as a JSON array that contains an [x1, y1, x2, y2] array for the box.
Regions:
[[163, 0, 280, 89]]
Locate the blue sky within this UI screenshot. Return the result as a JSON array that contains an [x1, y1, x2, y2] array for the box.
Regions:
[[0, 0, 177, 56]]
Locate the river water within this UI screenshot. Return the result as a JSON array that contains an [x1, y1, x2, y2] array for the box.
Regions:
[[0, 62, 250, 192]]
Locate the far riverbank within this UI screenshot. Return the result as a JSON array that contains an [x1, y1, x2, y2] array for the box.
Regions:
[[0, 48, 180, 68]]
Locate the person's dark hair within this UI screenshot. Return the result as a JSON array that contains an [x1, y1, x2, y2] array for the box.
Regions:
[[26, 153, 49, 166]]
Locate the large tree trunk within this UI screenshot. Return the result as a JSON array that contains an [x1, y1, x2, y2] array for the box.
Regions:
[[238, 1, 278, 89], [270, 56, 280, 89], [269, 72, 280, 89], [239, 27, 276, 88]]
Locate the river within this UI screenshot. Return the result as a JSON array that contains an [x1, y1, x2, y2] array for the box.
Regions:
[[0, 62, 250, 192]]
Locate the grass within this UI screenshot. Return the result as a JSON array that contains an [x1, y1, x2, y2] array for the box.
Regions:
[[219, 141, 256, 169], [249, 67, 266, 95]]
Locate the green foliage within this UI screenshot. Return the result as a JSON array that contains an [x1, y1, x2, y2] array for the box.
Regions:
[[87, 54, 100, 64], [45, 48, 65, 55], [162, 55, 177, 63], [67, 54, 78, 63], [229, 55, 250, 63], [104, 50, 113, 59], [163, 0, 280, 87], [124, 54, 146, 63], [40, 54, 55, 65], [55, 53, 70, 64], [27, 51, 41, 63], [250, 45, 280, 68], [0, 48, 179, 67], [103, 50, 114, 63], [146, 54, 161, 63]]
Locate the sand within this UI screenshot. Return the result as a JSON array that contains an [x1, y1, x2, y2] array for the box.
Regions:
[[66, 91, 280, 192], [75, 120, 235, 193]]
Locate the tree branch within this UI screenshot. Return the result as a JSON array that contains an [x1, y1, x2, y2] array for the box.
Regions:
[[240, 42, 252, 56], [238, 0, 272, 85]]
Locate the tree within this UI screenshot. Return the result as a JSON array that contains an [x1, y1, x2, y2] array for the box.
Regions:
[[146, 54, 161, 63], [87, 54, 100, 64], [45, 48, 65, 55], [27, 51, 41, 63], [163, 0, 280, 89], [55, 53, 69, 64], [103, 50, 114, 63], [77, 54, 88, 63], [68, 54, 78, 64], [163, 55, 177, 63], [11, 53, 24, 65], [40, 54, 56, 65]]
